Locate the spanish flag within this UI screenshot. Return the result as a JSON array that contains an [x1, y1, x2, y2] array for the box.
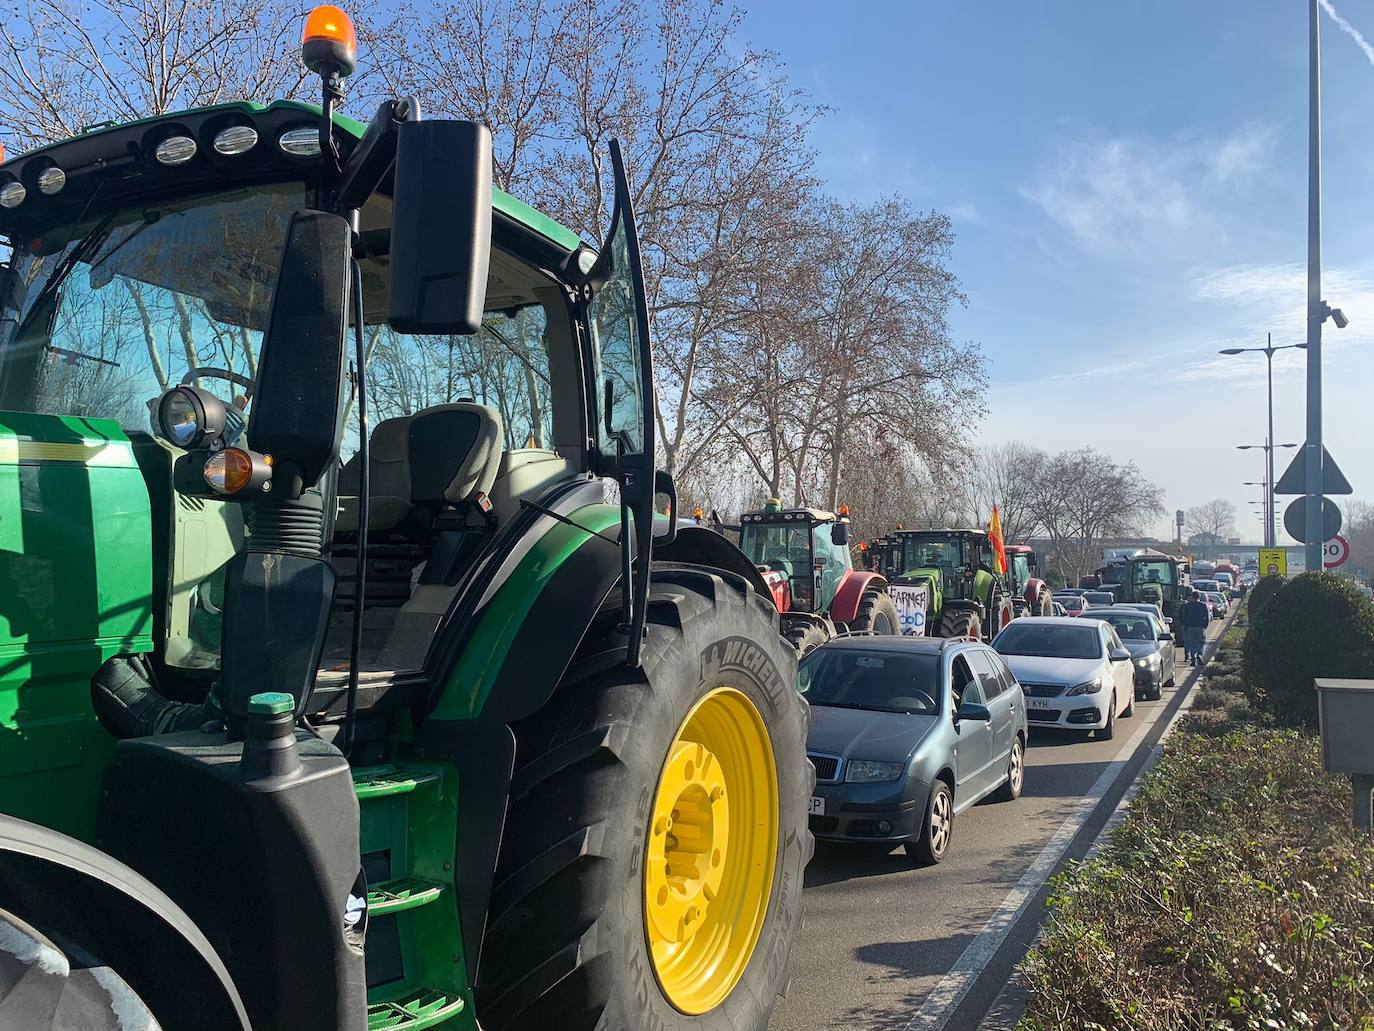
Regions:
[[989, 505, 1008, 576]]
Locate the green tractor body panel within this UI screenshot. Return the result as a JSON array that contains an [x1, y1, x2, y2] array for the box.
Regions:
[[0, 412, 153, 839], [971, 567, 995, 609]]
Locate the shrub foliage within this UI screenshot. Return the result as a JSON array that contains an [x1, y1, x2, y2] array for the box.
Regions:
[[1019, 728, 1374, 1030], [1242, 572, 1374, 728]]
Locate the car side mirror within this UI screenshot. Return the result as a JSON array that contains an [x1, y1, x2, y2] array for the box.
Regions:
[[1110, 647, 1131, 663], [956, 701, 991, 722]]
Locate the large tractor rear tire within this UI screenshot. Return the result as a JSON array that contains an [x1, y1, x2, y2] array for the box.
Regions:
[[783, 618, 831, 656], [938, 608, 981, 640], [478, 566, 811, 1031], [848, 589, 899, 637], [0, 909, 162, 1030]]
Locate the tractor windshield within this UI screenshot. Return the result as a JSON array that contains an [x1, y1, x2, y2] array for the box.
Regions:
[[1130, 561, 1176, 588], [0, 183, 303, 427], [0, 184, 561, 456], [1010, 554, 1031, 586], [740, 523, 812, 580], [899, 537, 966, 573]]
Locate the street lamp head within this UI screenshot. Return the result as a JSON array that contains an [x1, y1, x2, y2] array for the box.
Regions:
[[1236, 444, 1259, 450], [1219, 347, 1246, 355], [1277, 443, 1300, 448], [1331, 307, 1350, 329]]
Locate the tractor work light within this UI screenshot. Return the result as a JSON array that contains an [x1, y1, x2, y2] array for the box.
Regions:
[[838, 503, 850, 517], [279, 127, 322, 157], [213, 125, 259, 155], [157, 385, 227, 450], [301, 5, 358, 77], [0, 181, 25, 208], [36, 166, 66, 195], [155, 135, 198, 166], [204, 447, 272, 495]]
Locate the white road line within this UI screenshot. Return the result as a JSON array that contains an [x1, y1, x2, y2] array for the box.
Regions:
[[902, 611, 1233, 1031]]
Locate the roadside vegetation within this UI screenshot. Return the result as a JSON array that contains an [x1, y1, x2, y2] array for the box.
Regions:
[[1019, 583, 1374, 1030]]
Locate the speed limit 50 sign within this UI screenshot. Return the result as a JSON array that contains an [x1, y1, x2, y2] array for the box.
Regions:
[[1323, 535, 1350, 569]]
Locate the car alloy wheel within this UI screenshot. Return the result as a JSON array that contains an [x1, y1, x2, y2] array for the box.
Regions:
[[907, 781, 953, 865], [930, 790, 950, 851]]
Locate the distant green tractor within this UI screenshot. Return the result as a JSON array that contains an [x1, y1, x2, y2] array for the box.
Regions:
[[0, 11, 810, 1029], [737, 500, 898, 654], [885, 529, 1016, 641]]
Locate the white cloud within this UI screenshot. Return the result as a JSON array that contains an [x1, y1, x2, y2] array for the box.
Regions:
[[1020, 123, 1280, 253], [1321, 0, 1374, 68]]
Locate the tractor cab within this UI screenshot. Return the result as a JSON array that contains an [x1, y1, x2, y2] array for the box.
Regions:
[[738, 499, 851, 614], [1122, 551, 1187, 631]]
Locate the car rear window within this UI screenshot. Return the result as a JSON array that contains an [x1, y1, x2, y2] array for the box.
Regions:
[[799, 649, 940, 714], [993, 622, 1102, 660], [1085, 613, 1155, 640]]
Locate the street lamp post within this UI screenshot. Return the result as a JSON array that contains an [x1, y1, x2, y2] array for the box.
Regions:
[[1220, 335, 1306, 548], [1305, 0, 1349, 571], [1237, 441, 1300, 547]]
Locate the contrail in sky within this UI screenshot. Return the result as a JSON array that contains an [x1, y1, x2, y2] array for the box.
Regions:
[[1320, 0, 1374, 67]]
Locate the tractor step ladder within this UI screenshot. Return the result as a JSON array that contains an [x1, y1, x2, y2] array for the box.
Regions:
[[353, 762, 471, 1030]]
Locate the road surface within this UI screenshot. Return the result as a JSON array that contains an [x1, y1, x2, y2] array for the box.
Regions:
[[769, 611, 1230, 1031]]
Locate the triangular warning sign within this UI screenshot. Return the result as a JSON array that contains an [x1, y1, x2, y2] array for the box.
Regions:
[[1274, 444, 1353, 495]]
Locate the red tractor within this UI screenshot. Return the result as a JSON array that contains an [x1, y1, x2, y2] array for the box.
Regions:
[[1005, 544, 1055, 616], [739, 500, 899, 654]]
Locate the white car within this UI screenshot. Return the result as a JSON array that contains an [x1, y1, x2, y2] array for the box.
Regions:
[[991, 616, 1135, 739]]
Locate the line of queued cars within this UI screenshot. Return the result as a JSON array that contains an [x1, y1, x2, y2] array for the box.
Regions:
[[795, 538, 1250, 867], [800, 593, 1186, 866]]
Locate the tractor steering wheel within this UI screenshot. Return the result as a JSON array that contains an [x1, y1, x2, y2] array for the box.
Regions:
[[180, 367, 254, 398]]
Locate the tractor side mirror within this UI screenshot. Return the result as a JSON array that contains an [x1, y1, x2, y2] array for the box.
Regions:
[[388, 120, 492, 335], [249, 209, 352, 495], [832, 521, 849, 546]]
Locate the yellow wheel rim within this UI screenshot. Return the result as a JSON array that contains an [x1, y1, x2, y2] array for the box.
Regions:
[[643, 687, 779, 1014]]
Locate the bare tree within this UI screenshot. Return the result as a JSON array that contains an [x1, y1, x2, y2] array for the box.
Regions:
[[1185, 498, 1237, 539], [960, 442, 1046, 542], [0, 0, 320, 150], [1026, 448, 1164, 586]]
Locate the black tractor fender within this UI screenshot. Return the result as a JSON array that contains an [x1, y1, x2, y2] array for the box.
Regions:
[[0, 814, 251, 1031], [942, 597, 986, 620]]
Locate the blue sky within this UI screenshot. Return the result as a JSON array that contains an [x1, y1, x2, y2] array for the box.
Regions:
[[742, 1, 1374, 543]]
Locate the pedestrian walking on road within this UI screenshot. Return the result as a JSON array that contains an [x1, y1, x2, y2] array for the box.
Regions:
[[1181, 590, 1210, 665]]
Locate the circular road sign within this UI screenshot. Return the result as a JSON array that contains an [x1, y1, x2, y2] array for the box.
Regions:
[[1323, 534, 1350, 569], [1283, 496, 1342, 544]]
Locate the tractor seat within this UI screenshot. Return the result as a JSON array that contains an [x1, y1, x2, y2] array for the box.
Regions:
[[406, 402, 504, 521], [334, 415, 414, 535]]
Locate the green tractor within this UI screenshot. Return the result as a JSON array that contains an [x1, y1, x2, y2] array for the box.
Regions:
[[0, 12, 810, 1030], [884, 528, 1016, 641], [1118, 550, 1188, 640], [737, 500, 899, 654]]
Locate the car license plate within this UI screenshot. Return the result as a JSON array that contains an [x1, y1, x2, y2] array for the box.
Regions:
[[809, 796, 826, 816], [1026, 698, 1054, 710]]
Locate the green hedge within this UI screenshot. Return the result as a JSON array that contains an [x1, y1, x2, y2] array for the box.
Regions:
[[1018, 728, 1374, 1029], [1242, 572, 1374, 728]]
